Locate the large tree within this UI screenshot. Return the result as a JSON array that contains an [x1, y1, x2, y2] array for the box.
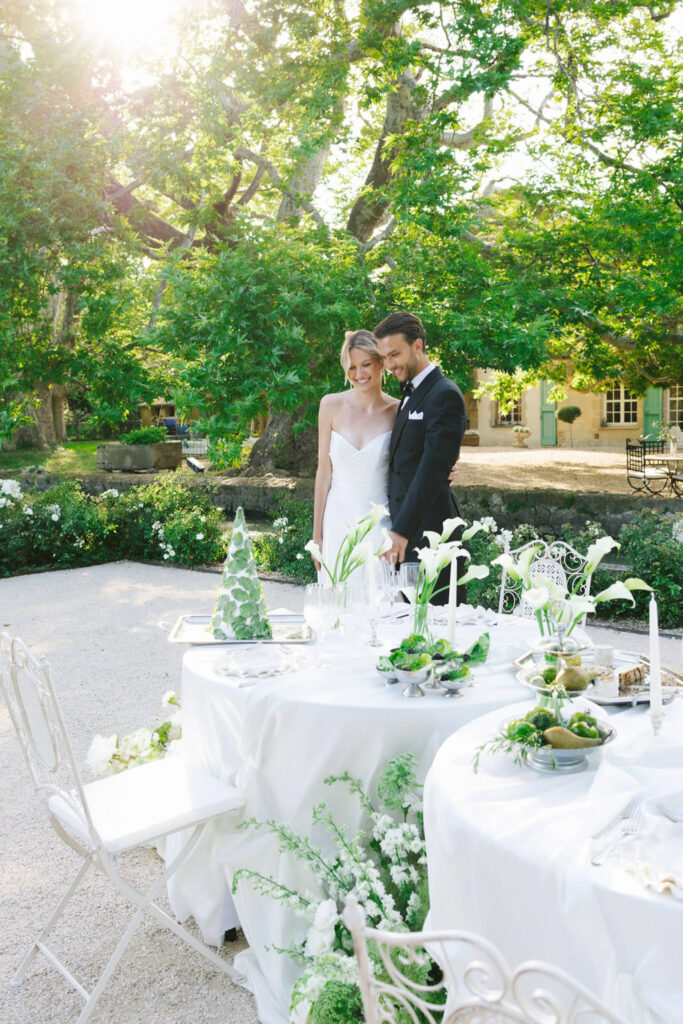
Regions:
[[1, 0, 681, 455]]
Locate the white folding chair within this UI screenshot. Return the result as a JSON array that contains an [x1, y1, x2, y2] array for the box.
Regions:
[[343, 895, 627, 1024], [0, 632, 244, 1024], [497, 539, 592, 620]]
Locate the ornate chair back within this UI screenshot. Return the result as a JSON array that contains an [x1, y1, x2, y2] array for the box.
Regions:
[[497, 540, 591, 619], [342, 895, 626, 1024], [0, 633, 98, 855]]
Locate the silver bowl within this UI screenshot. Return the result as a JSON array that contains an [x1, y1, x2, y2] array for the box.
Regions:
[[437, 668, 473, 698], [377, 666, 398, 685], [394, 665, 432, 698], [526, 722, 616, 774]]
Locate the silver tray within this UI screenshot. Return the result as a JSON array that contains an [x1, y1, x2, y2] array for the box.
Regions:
[[167, 613, 313, 645], [515, 650, 681, 705]]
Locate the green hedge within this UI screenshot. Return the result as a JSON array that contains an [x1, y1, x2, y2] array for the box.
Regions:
[[0, 476, 225, 576]]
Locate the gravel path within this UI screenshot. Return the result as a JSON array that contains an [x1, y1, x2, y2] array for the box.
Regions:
[[0, 563, 301, 1024], [456, 445, 675, 496], [0, 563, 679, 1024]]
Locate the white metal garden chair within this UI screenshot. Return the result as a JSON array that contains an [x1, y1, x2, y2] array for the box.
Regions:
[[0, 632, 245, 1024], [497, 539, 592, 621], [343, 895, 627, 1024]]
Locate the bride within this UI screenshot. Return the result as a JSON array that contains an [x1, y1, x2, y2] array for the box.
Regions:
[[312, 330, 396, 574]]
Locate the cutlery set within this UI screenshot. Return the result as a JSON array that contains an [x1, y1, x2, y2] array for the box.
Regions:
[[591, 799, 644, 866]]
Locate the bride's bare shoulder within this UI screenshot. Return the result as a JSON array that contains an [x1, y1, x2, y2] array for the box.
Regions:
[[319, 392, 348, 410]]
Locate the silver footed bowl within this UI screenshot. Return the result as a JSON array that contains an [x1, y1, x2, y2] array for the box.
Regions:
[[526, 721, 616, 774]]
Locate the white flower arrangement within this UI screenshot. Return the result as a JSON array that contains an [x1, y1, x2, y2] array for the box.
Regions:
[[492, 536, 652, 636], [86, 693, 182, 776], [512, 424, 530, 434], [233, 753, 435, 1024], [305, 502, 391, 584]]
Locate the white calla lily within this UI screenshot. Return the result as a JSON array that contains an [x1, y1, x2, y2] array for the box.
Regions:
[[516, 543, 543, 586], [524, 586, 553, 611], [305, 539, 322, 563], [585, 536, 620, 573], [417, 548, 440, 581], [422, 530, 443, 550], [366, 502, 389, 527], [458, 563, 489, 586], [564, 594, 597, 619], [623, 577, 653, 592], [594, 581, 636, 605], [441, 517, 465, 541], [462, 519, 489, 541], [491, 553, 519, 579], [374, 529, 393, 556]]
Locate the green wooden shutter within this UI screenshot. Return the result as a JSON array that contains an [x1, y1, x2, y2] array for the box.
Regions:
[[642, 387, 663, 439], [540, 381, 557, 446]]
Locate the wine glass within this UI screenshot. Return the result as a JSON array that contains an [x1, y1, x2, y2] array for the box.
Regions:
[[398, 562, 420, 605]]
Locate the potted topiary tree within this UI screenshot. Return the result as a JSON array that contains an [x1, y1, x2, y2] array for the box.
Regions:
[[556, 406, 582, 448], [97, 426, 183, 472]]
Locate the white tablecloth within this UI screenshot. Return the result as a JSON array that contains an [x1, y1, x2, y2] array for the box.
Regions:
[[424, 695, 683, 1024], [170, 614, 535, 1024]]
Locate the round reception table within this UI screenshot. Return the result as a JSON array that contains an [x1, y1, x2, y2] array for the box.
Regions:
[[424, 695, 683, 1024], [167, 611, 537, 1024]]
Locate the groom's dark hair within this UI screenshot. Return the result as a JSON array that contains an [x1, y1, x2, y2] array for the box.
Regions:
[[373, 310, 427, 349]]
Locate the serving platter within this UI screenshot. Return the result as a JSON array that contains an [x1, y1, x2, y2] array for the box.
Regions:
[[167, 613, 314, 645], [514, 649, 681, 706]]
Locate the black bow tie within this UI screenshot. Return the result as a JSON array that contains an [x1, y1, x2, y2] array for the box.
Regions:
[[400, 379, 415, 399]]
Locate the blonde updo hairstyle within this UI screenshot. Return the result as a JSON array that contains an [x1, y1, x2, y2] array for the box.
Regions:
[[340, 329, 382, 384]]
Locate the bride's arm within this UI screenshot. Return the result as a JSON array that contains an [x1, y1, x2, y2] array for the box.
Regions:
[[312, 395, 335, 570]]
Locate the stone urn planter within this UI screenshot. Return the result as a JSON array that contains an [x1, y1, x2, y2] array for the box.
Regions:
[[97, 441, 183, 472], [512, 430, 531, 448]]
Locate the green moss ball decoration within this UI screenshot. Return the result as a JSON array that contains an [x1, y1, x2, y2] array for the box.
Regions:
[[211, 507, 272, 640], [309, 981, 364, 1024]]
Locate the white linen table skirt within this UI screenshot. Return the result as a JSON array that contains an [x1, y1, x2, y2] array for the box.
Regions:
[[424, 695, 683, 1024], [167, 615, 535, 1024]]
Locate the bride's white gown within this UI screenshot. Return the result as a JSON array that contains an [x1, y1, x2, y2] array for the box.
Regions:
[[321, 429, 391, 578]]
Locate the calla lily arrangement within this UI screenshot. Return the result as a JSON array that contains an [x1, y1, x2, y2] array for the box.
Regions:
[[412, 518, 491, 624], [493, 536, 652, 637], [305, 502, 392, 584]]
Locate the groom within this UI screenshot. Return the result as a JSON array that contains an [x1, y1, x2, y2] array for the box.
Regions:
[[374, 310, 467, 605]]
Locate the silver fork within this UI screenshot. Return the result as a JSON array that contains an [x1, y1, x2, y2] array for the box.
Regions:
[[591, 801, 644, 866]]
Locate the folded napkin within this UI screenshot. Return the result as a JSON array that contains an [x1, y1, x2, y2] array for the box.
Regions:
[[217, 646, 299, 679], [621, 820, 683, 899]]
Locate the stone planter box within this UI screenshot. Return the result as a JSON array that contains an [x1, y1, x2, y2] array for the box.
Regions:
[[96, 441, 183, 472], [462, 436, 480, 447]]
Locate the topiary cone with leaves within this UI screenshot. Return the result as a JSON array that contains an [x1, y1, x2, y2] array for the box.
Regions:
[[211, 507, 272, 640]]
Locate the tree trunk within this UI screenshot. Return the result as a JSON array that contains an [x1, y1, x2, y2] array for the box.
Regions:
[[245, 411, 318, 477]]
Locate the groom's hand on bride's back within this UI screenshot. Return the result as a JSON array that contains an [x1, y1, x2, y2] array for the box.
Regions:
[[384, 530, 408, 564], [448, 458, 459, 484]]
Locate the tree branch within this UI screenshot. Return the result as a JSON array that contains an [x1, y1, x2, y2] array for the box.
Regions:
[[234, 147, 327, 228]]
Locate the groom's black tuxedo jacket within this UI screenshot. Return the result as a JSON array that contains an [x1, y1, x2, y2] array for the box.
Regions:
[[388, 365, 466, 560]]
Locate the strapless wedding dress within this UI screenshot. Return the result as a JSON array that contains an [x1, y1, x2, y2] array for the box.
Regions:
[[321, 429, 391, 578]]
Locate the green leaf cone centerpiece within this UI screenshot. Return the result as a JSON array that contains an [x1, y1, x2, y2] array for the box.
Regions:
[[211, 507, 272, 640]]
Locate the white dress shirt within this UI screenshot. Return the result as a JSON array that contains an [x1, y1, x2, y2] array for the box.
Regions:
[[401, 361, 436, 408]]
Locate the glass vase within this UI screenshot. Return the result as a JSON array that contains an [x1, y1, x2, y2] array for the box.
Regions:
[[411, 601, 431, 641]]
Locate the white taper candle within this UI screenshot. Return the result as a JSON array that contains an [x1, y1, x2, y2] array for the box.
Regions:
[[649, 594, 663, 732], [447, 554, 458, 645]]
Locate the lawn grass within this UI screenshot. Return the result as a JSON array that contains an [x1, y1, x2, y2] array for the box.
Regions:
[[0, 441, 99, 474]]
